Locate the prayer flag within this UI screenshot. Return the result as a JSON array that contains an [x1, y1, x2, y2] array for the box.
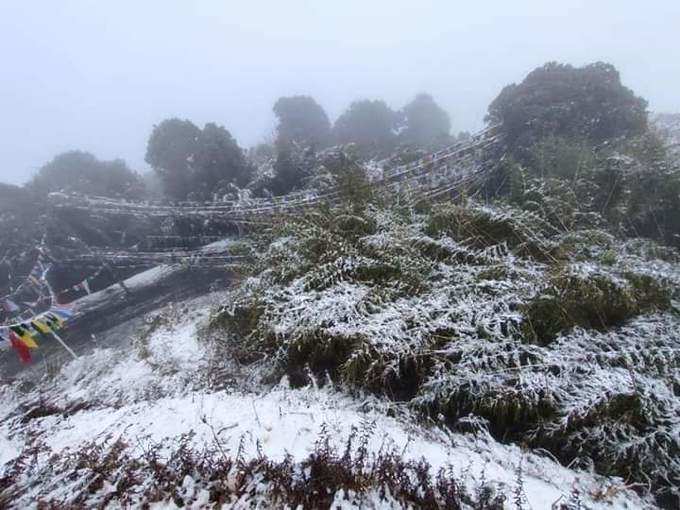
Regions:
[[32, 318, 53, 334], [9, 331, 32, 364], [9, 325, 38, 349]]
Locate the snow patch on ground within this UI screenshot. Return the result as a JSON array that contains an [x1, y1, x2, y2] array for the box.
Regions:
[[0, 294, 653, 508]]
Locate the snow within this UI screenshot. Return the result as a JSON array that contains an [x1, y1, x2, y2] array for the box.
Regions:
[[1, 386, 649, 509], [0, 294, 652, 508]]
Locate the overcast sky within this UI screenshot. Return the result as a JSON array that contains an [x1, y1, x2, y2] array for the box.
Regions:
[[1, 0, 678, 185]]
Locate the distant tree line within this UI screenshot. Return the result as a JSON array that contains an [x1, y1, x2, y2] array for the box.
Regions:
[[6, 92, 454, 202], [1, 59, 678, 297]]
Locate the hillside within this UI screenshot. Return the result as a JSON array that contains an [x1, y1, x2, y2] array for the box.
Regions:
[[2, 61, 680, 509], [3, 191, 680, 507], [0, 291, 655, 508], [208, 199, 680, 507]]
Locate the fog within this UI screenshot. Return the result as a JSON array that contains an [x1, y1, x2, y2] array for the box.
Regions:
[[1, 0, 678, 185]]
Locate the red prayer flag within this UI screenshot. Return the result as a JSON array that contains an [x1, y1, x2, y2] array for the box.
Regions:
[[9, 331, 32, 364]]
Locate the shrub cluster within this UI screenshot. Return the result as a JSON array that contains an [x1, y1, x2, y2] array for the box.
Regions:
[[211, 201, 680, 507]]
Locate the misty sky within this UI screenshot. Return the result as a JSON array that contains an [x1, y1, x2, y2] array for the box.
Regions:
[[1, 0, 678, 185]]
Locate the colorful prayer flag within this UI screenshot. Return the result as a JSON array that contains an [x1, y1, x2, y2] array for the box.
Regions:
[[9, 324, 39, 349], [9, 331, 32, 364], [32, 318, 53, 335]]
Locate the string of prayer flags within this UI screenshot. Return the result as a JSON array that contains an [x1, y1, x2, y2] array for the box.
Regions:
[[1, 259, 53, 318], [0, 304, 75, 364]]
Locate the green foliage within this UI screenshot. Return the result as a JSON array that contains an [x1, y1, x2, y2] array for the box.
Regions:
[[323, 150, 374, 209], [622, 135, 680, 246], [509, 169, 612, 232], [269, 144, 314, 196], [488, 62, 648, 158], [527, 136, 595, 179], [192, 122, 253, 192], [211, 198, 680, 505], [522, 269, 671, 343], [425, 202, 560, 261], [417, 317, 680, 507], [28, 150, 144, 199], [332, 214, 376, 238], [267, 96, 331, 194], [486, 65, 680, 250]]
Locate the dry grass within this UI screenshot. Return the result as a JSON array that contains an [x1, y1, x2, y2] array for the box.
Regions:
[[1, 429, 508, 509]]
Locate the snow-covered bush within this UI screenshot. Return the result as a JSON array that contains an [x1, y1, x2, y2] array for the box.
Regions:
[[211, 200, 680, 506], [522, 268, 671, 343]]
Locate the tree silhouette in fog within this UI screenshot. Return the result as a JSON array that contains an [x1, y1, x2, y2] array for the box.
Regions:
[[146, 118, 252, 200], [487, 62, 648, 157], [400, 93, 451, 147], [333, 99, 398, 156], [273, 95, 331, 149], [28, 151, 144, 199]]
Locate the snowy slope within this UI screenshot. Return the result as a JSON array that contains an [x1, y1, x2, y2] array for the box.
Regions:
[[0, 293, 653, 509]]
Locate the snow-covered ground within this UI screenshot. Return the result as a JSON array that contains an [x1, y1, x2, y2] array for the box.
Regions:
[[0, 293, 653, 508]]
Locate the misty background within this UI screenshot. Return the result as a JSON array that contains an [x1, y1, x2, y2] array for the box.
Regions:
[[1, 0, 678, 185]]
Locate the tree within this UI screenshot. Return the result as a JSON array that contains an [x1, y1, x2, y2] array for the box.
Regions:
[[145, 118, 201, 200], [487, 62, 648, 157], [146, 119, 252, 200], [333, 99, 397, 155], [400, 93, 451, 147], [269, 145, 313, 196], [193, 123, 253, 195], [273, 95, 331, 149], [323, 150, 372, 209], [28, 151, 144, 198]]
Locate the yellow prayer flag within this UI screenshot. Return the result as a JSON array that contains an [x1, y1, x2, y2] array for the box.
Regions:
[[10, 326, 39, 349], [32, 319, 52, 335]]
